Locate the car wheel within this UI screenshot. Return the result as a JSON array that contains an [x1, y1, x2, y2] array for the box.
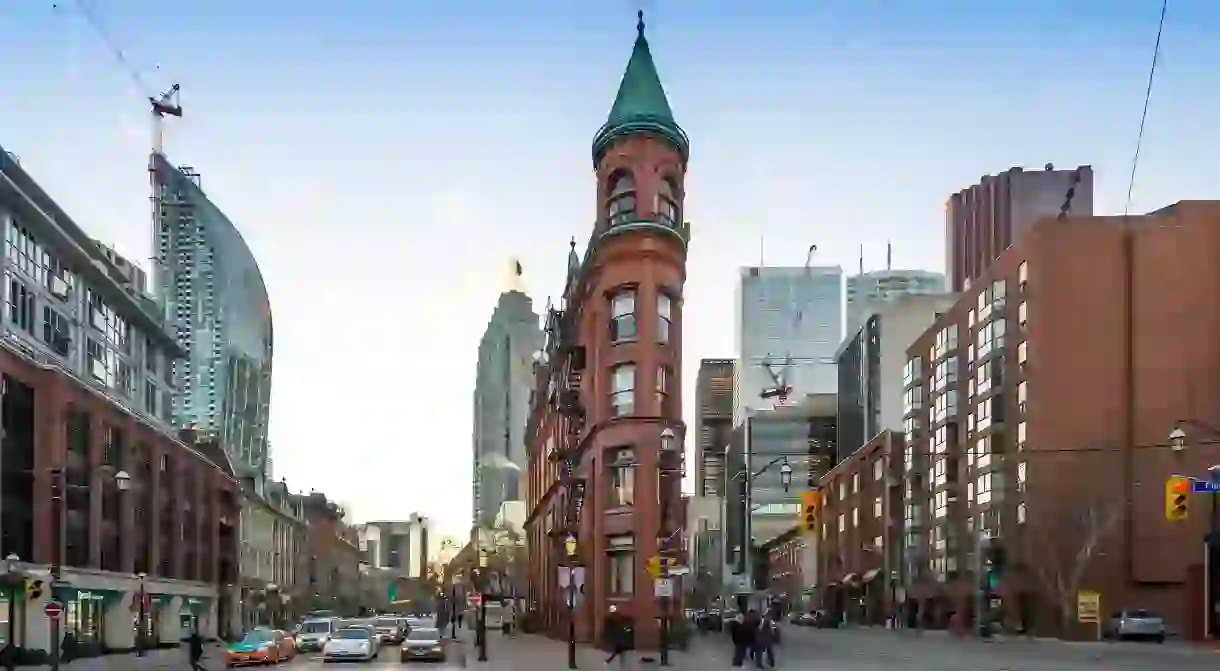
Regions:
[[1154, 635, 1166, 643]]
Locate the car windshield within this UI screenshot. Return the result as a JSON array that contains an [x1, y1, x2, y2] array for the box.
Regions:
[[1129, 609, 1158, 618], [408, 628, 439, 641], [334, 629, 370, 640], [301, 621, 330, 634], [240, 631, 274, 644], [375, 618, 398, 627]]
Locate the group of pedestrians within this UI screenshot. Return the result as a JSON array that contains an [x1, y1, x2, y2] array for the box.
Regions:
[[729, 608, 779, 668]]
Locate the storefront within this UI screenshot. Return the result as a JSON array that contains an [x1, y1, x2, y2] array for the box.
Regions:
[[180, 597, 206, 639], [62, 590, 110, 649], [138, 595, 170, 644]]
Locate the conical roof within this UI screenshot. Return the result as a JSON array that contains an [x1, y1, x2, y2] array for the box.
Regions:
[[592, 12, 688, 166]]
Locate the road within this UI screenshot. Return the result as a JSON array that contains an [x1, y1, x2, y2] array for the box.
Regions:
[[137, 622, 1220, 670]]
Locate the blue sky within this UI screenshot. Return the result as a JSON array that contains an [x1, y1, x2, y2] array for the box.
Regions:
[[2, 0, 1217, 540]]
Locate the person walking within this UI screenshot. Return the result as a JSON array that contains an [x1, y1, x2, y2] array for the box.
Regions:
[[730, 611, 757, 667], [187, 627, 205, 671], [754, 609, 778, 668], [603, 605, 631, 667]]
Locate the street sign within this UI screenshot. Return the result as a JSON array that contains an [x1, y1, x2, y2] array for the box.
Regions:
[[388, 583, 397, 602], [1193, 480, 1220, 493], [44, 601, 63, 620], [1076, 590, 1100, 623], [653, 578, 674, 598]]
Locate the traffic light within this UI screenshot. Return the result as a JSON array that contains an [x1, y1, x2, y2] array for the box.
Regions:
[[1166, 475, 1190, 522], [646, 556, 672, 578], [25, 579, 43, 601], [799, 490, 821, 533]]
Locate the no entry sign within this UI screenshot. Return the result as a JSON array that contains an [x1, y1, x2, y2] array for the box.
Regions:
[[44, 601, 63, 619]]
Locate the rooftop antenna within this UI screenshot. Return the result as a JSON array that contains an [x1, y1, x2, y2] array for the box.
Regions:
[[886, 240, 892, 270], [758, 235, 765, 269], [858, 244, 864, 275]]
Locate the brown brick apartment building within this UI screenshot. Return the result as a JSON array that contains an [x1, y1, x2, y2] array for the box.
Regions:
[[904, 200, 1220, 640], [523, 15, 688, 650], [817, 430, 903, 625], [303, 493, 364, 615], [946, 165, 1093, 292]]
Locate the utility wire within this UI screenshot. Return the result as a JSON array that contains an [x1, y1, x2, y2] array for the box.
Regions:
[[1123, 0, 1169, 216], [59, 0, 154, 96]]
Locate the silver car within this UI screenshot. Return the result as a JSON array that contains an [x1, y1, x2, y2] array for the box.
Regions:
[[1108, 609, 1166, 642], [400, 627, 445, 662]]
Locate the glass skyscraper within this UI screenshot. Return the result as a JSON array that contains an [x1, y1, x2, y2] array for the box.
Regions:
[[150, 153, 274, 477], [734, 265, 843, 421]]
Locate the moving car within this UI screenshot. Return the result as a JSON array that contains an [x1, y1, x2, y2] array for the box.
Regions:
[[322, 627, 379, 662], [296, 618, 337, 652], [225, 629, 294, 667], [376, 616, 407, 644], [400, 627, 445, 663]]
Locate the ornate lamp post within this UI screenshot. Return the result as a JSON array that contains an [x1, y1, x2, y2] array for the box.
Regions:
[[563, 534, 578, 669]]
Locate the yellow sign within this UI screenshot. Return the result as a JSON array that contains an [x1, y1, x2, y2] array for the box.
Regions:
[[1076, 590, 1100, 623]]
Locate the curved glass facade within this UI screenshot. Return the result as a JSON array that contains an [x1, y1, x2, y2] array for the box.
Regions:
[[151, 153, 273, 476]]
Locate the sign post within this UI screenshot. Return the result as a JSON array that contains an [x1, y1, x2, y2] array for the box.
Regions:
[[43, 601, 63, 620], [1076, 590, 1101, 640]]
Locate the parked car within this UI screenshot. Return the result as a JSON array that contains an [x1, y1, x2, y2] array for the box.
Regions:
[[1107, 609, 1166, 642], [400, 627, 446, 662], [323, 627, 379, 662]]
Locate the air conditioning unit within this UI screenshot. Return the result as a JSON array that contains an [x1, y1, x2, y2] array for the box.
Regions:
[[50, 277, 70, 299]]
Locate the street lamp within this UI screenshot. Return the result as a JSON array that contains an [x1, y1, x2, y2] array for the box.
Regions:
[[135, 572, 148, 656], [2, 553, 18, 671], [48, 466, 132, 671], [476, 551, 489, 662], [779, 462, 793, 492], [1170, 426, 1188, 452], [563, 534, 578, 670], [730, 454, 794, 600]]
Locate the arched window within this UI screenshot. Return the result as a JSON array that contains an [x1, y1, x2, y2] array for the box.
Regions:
[[658, 176, 680, 226], [607, 173, 636, 227]]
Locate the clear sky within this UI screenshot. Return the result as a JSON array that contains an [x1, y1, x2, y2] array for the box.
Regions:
[[2, 0, 1217, 540]]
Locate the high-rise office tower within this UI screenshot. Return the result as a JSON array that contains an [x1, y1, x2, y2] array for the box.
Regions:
[[695, 359, 734, 497], [472, 289, 542, 528], [846, 269, 947, 333], [150, 154, 274, 477], [734, 265, 843, 422], [945, 164, 1093, 292]]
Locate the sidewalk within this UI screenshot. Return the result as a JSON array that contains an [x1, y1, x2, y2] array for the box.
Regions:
[[15, 644, 225, 669], [457, 627, 732, 670]]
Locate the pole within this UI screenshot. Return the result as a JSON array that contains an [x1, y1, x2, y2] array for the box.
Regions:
[[742, 414, 753, 604], [5, 585, 14, 671], [566, 568, 576, 669], [137, 578, 146, 656], [975, 532, 990, 638], [49, 468, 62, 671], [1210, 492, 1218, 637], [477, 584, 488, 662]]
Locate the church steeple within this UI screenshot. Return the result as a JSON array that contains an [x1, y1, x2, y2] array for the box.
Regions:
[[592, 11, 688, 167]]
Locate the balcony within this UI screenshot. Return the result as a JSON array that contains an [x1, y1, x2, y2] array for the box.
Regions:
[[595, 211, 690, 249]]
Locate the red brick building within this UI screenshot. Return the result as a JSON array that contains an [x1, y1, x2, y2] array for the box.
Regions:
[[523, 14, 688, 650], [816, 431, 903, 624], [904, 201, 1220, 639]]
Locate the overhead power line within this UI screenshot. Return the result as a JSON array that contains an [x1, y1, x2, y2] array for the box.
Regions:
[[1124, 0, 1169, 216]]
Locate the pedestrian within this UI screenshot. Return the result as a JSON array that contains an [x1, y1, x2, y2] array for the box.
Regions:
[[603, 605, 630, 667], [754, 609, 777, 669], [729, 611, 755, 667], [187, 627, 205, 671]]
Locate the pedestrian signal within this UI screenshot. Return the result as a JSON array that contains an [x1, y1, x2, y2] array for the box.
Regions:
[[25, 579, 43, 601], [800, 490, 821, 533], [1165, 476, 1190, 522]]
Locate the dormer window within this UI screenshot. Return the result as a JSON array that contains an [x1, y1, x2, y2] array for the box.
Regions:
[[608, 173, 636, 227]]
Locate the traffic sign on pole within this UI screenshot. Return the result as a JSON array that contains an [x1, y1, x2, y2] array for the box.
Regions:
[[44, 601, 63, 620]]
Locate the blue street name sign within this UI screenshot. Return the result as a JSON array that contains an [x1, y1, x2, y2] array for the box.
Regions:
[[1191, 480, 1220, 493]]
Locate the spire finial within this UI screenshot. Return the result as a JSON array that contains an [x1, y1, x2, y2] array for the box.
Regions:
[[570, 236, 576, 251], [637, 10, 645, 38]]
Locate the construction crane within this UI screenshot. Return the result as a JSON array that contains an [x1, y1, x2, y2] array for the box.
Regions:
[[56, 0, 183, 154]]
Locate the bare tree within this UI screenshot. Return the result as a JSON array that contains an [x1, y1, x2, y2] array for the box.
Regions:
[[1030, 498, 1120, 632]]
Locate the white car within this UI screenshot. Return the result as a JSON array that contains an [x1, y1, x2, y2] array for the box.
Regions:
[[322, 627, 378, 662]]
